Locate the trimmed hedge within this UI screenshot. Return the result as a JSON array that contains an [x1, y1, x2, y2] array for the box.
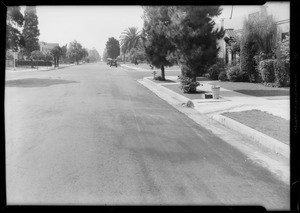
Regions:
[[274, 60, 290, 87], [226, 65, 249, 82], [16, 60, 52, 67], [259, 59, 276, 83]]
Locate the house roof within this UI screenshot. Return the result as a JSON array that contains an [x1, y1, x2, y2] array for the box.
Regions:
[[224, 29, 239, 40]]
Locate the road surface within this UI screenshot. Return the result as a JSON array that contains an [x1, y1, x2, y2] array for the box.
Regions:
[[5, 62, 289, 209]]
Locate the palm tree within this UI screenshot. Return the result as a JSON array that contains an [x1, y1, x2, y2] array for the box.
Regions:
[[119, 27, 141, 63]]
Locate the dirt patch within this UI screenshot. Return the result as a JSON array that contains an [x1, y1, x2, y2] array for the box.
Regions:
[[222, 110, 289, 144]]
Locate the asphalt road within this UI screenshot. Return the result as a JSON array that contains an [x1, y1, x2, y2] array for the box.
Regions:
[[5, 62, 289, 209]]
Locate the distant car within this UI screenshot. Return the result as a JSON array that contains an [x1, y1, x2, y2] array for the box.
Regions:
[[110, 59, 118, 67], [107, 58, 112, 65]]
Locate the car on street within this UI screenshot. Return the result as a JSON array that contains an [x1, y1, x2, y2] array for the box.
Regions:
[[107, 58, 112, 65], [110, 59, 118, 67]]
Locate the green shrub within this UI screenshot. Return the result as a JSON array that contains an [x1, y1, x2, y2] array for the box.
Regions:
[[240, 15, 277, 82], [218, 71, 228, 81], [178, 76, 200, 93], [259, 59, 276, 83], [208, 59, 226, 80], [274, 60, 290, 87], [226, 65, 249, 82]]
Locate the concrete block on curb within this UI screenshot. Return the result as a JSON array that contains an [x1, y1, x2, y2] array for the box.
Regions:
[[211, 114, 289, 158]]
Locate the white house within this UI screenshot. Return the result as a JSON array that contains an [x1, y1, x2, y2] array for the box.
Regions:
[[39, 41, 59, 54]]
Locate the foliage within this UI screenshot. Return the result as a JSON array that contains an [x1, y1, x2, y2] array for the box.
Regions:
[[274, 60, 290, 87], [60, 44, 68, 63], [166, 6, 224, 79], [227, 37, 241, 56], [226, 65, 249, 82], [277, 35, 290, 63], [258, 59, 276, 83], [178, 75, 200, 93], [51, 46, 63, 67], [240, 14, 277, 82], [87, 48, 101, 63], [67, 40, 88, 64], [120, 27, 141, 56], [103, 48, 108, 62], [218, 71, 228, 81], [6, 51, 14, 60], [128, 46, 146, 64], [253, 51, 275, 81], [106, 37, 120, 59], [141, 6, 176, 80], [22, 6, 40, 57], [6, 6, 25, 51], [207, 59, 226, 80], [31, 50, 45, 61]]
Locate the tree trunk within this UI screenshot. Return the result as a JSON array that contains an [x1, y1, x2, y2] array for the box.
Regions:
[[57, 57, 59, 67], [161, 65, 165, 81]]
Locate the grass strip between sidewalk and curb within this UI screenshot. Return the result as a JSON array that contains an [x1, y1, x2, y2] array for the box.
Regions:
[[222, 109, 289, 145]]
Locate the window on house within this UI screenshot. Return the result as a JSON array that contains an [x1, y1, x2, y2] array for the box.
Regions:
[[282, 32, 289, 41], [248, 12, 259, 21]]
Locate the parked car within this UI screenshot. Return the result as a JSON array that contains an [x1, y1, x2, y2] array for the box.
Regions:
[[110, 59, 118, 67]]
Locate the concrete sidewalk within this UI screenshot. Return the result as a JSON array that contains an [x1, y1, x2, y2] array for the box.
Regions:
[[139, 75, 290, 159]]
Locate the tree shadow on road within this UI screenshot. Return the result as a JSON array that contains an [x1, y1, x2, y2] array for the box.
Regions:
[[5, 78, 79, 88]]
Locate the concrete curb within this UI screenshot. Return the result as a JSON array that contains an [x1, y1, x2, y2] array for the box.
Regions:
[[211, 114, 289, 158], [143, 77, 190, 104]]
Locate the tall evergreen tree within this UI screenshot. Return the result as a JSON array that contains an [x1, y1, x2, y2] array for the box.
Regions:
[[166, 6, 224, 79], [6, 6, 25, 51], [141, 6, 176, 81], [22, 6, 40, 57], [105, 37, 120, 59]]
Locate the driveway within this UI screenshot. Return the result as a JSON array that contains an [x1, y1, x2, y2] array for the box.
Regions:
[[5, 62, 289, 209]]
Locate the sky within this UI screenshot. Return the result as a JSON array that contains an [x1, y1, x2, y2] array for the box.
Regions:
[[19, 3, 289, 58], [21, 6, 145, 57]]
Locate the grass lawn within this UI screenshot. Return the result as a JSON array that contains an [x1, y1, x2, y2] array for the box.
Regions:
[[222, 110, 289, 144], [209, 81, 290, 97], [163, 84, 207, 100]]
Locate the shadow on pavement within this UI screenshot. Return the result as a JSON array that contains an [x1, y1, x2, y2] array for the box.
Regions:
[[5, 78, 78, 88], [234, 89, 290, 97]]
